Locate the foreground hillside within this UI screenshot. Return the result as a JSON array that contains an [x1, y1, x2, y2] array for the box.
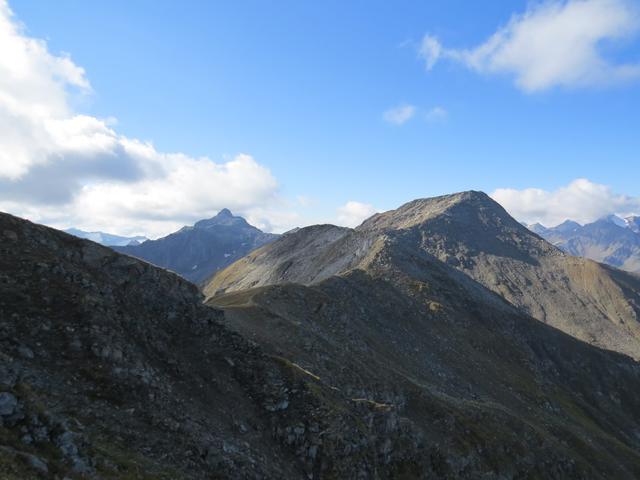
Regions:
[[207, 191, 640, 360], [0, 212, 427, 479]]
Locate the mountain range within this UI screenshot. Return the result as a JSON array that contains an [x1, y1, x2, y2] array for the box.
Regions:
[[3, 191, 640, 478], [208, 192, 640, 360], [528, 214, 640, 273], [64, 228, 148, 247], [114, 209, 278, 284]]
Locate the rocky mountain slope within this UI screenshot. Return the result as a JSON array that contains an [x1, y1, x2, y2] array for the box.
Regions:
[[1, 211, 439, 479], [208, 276, 640, 478], [115, 209, 278, 284], [65, 228, 148, 247], [5, 193, 640, 478], [207, 191, 640, 360], [204, 193, 640, 478], [530, 216, 640, 273]]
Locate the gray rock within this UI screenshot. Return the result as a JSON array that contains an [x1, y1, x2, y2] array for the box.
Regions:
[[0, 392, 18, 416], [25, 454, 49, 473], [3, 229, 18, 241], [17, 345, 34, 359]]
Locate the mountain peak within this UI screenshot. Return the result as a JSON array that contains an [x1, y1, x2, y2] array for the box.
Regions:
[[194, 209, 248, 229], [414, 190, 497, 209], [597, 214, 627, 228], [116, 210, 277, 284], [358, 190, 509, 232], [448, 189, 493, 202], [552, 220, 581, 233], [528, 223, 549, 235]]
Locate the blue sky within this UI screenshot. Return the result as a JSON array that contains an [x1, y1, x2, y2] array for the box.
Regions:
[[2, 0, 640, 235]]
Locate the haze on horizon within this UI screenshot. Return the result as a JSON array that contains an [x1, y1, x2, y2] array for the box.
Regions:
[[1, 0, 640, 238]]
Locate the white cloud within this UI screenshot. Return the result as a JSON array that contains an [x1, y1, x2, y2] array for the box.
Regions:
[[425, 106, 448, 122], [0, 0, 287, 237], [419, 35, 442, 70], [421, 0, 640, 92], [384, 104, 448, 125], [491, 178, 640, 227], [336, 201, 378, 227], [383, 104, 416, 125]]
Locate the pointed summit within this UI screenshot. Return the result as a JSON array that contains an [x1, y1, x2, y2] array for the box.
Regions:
[[597, 214, 627, 228], [115, 210, 278, 283], [358, 190, 519, 233], [528, 223, 549, 235], [552, 220, 581, 233], [195, 209, 248, 229]]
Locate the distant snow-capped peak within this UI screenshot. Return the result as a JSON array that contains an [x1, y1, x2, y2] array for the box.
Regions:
[[601, 214, 628, 228]]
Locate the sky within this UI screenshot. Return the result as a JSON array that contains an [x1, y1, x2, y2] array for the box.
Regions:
[[1, 0, 640, 237]]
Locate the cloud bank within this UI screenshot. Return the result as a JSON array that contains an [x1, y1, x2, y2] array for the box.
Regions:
[[336, 201, 378, 227], [421, 0, 640, 92], [491, 178, 640, 226], [0, 0, 285, 237]]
